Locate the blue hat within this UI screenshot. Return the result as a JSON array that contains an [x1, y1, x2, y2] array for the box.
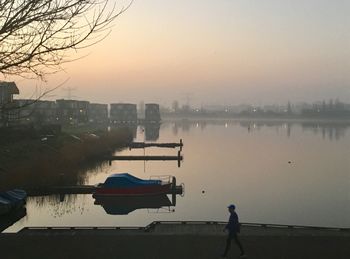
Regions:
[[227, 204, 236, 209]]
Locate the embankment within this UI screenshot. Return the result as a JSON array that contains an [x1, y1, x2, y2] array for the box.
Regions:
[[1, 222, 349, 259], [0, 127, 133, 191]]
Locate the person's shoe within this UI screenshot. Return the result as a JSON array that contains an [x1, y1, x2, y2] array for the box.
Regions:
[[239, 254, 247, 258]]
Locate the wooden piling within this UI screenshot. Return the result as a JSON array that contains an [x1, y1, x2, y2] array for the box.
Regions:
[[107, 154, 183, 161], [128, 139, 184, 149]]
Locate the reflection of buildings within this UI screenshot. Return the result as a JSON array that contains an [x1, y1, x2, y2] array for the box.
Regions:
[[301, 122, 347, 141], [172, 120, 207, 134], [172, 123, 178, 136], [94, 194, 175, 215], [238, 120, 349, 141], [169, 119, 350, 141], [144, 123, 160, 141], [287, 123, 291, 138], [110, 123, 137, 138], [172, 120, 191, 133]]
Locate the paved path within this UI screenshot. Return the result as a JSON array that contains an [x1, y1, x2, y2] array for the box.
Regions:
[[1, 223, 349, 259]]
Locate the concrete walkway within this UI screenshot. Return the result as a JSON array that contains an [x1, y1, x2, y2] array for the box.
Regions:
[[1, 222, 349, 259]]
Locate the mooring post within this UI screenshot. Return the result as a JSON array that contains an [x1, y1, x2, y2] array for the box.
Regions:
[[171, 177, 177, 206], [172, 176, 176, 191], [172, 193, 176, 206], [59, 193, 65, 202], [109, 160, 112, 166]]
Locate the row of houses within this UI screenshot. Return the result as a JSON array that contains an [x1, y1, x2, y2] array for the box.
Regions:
[[0, 82, 19, 126], [0, 81, 160, 127], [109, 103, 160, 124]]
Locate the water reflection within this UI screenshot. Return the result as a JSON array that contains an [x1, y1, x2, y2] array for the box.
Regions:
[[144, 123, 160, 141], [168, 119, 350, 141], [110, 123, 137, 138], [4, 119, 350, 232], [110, 122, 162, 141], [28, 195, 86, 218], [300, 122, 347, 141], [94, 194, 175, 215], [2, 120, 348, 193]]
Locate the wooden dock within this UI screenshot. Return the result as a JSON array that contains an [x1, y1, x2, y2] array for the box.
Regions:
[[4, 221, 350, 258], [108, 155, 182, 161], [0, 208, 26, 233], [26, 185, 96, 197], [26, 184, 184, 197], [128, 139, 183, 149], [107, 150, 183, 167]]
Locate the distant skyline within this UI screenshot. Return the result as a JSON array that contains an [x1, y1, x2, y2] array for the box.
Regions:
[[11, 0, 350, 106]]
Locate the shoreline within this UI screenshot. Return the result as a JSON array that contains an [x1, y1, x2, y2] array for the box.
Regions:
[[1, 222, 349, 259], [0, 127, 133, 191], [162, 116, 350, 124], [14, 221, 350, 235]]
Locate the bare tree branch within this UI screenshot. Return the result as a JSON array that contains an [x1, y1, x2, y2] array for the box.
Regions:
[[0, 0, 132, 79]]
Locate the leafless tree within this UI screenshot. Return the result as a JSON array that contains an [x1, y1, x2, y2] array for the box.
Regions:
[[0, 0, 131, 79]]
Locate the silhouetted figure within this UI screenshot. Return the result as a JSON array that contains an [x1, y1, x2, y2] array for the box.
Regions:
[[221, 204, 246, 258]]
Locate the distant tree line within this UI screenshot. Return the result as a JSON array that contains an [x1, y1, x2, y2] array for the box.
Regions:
[[162, 99, 350, 119]]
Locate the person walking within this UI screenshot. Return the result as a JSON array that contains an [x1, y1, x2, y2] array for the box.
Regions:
[[221, 204, 246, 258]]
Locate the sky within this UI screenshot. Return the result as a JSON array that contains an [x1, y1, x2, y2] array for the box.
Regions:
[[15, 0, 350, 107]]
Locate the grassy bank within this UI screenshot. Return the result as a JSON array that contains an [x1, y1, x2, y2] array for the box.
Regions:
[[0, 127, 133, 191]]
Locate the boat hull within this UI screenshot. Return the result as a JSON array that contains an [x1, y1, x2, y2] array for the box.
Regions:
[[0, 189, 27, 216], [0, 197, 12, 216], [93, 183, 172, 197]]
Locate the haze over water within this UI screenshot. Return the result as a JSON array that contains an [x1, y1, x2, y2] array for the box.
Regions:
[[15, 0, 350, 106], [6, 120, 350, 232]]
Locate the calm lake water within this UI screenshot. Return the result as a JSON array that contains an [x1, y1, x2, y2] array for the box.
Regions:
[[5, 120, 350, 232]]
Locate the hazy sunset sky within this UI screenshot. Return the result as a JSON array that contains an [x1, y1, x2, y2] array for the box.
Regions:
[[16, 0, 350, 106]]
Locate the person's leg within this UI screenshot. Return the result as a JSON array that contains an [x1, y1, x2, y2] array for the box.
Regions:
[[222, 234, 232, 257], [233, 233, 245, 255]]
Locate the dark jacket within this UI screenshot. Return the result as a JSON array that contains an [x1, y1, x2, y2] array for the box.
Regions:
[[225, 211, 240, 233]]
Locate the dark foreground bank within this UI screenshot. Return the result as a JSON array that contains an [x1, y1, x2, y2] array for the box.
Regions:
[[0, 127, 132, 191], [1, 222, 349, 259]]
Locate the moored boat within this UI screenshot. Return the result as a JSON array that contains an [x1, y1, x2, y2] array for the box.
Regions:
[[0, 196, 12, 215], [93, 173, 176, 197], [0, 189, 27, 215]]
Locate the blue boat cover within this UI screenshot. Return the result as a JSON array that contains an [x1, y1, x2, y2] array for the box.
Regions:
[[0, 189, 27, 202], [103, 173, 161, 188], [0, 189, 27, 214]]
